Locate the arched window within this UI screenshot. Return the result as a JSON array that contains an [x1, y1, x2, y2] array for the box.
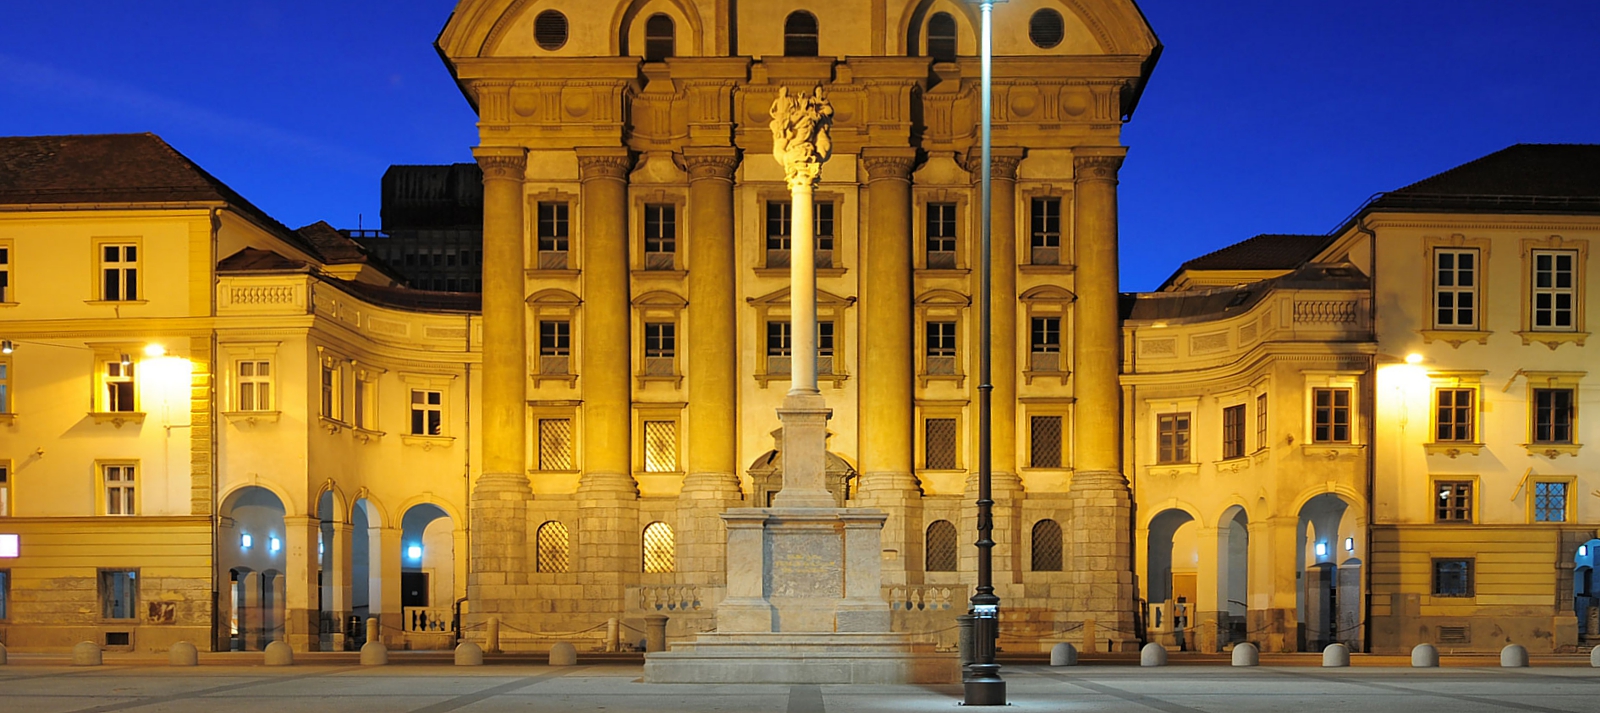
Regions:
[[643, 521, 676, 573], [644, 14, 675, 61], [784, 11, 819, 57], [1031, 519, 1063, 571], [927, 12, 957, 63], [536, 521, 569, 573], [926, 519, 958, 572]]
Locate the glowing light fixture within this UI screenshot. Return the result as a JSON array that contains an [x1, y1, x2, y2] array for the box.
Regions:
[[144, 343, 166, 357], [1405, 353, 1424, 365], [119, 353, 132, 367], [1, 340, 13, 354], [0, 533, 19, 558], [269, 537, 281, 553], [1345, 537, 1355, 552], [1582, 544, 1590, 557], [1315, 542, 1328, 557], [240, 533, 252, 549], [407, 545, 423, 560]]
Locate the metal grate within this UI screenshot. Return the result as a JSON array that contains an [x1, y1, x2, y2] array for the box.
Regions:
[[1437, 625, 1470, 644], [1030, 416, 1062, 468], [815, 355, 833, 375], [1028, 8, 1065, 49], [926, 520, 958, 572], [533, 10, 569, 51], [643, 522, 676, 573], [1031, 519, 1063, 571], [538, 419, 573, 470], [644, 252, 675, 271], [541, 356, 569, 375], [645, 356, 674, 376], [643, 420, 677, 473], [927, 356, 956, 375], [536, 521, 570, 573], [925, 418, 957, 469], [769, 356, 791, 375], [926, 250, 957, 270]]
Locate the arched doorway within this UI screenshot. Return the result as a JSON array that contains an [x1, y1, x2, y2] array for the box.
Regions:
[[1216, 506, 1249, 647], [218, 486, 286, 651], [1576, 539, 1599, 642], [1297, 493, 1361, 652], [1146, 509, 1197, 649], [399, 503, 456, 647]]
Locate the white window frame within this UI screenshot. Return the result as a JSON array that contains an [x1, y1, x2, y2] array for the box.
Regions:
[[410, 389, 444, 436], [97, 241, 141, 302], [1530, 248, 1578, 332], [0, 460, 12, 517], [101, 462, 137, 516], [104, 359, 137, 413], [236, 359, 272, 412], [1433, 248, 1480, 330]]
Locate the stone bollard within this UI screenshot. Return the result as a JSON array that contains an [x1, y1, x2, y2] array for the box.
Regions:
[[1411, 643, 1439, 668], [956, 615, 975, 667], [645, 615, 668, 653], [72, 641, 102, 666], [1050, 642, 1078, 667], [486, 617, 501, 654], [549, 642, 577, 666], [263, 641, 293, 666], [1500, 644, 1528, 668], [0, 641, 7, 665], [455, 641, 484, 666], [1082, 618, 1097, 654], [1591, 646, 1600, 668], [606, 618, 620, 653], [1140, 642, 1167, 667], [1231, 642, 1259, 667], [1322, 643, 1349, 667], [361, 640, 389, 666], [169, 641, 199, 667]]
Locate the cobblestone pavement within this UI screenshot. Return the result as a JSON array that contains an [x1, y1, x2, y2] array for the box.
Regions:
[[2, 662, 1599, 712]]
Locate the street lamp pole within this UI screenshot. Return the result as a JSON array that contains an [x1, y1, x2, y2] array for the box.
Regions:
[[964, 0, 1006, 706]]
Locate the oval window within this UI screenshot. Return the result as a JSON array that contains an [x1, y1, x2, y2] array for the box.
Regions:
[[1029, 9, 1065, 49], [534, 10, 569, 51]]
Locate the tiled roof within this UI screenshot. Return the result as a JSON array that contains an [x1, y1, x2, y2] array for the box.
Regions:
[[1374, 144, 1600, 211], [1125, 263, 1369, 323], [1159, 233, 1333, 289], [294, 221, 410, 285], [216, 247, 310, 273], [218, 247, 479, 314]]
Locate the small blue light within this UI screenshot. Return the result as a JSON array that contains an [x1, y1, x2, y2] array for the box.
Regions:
[[240, 534, 252, 549], [1315, 542, 1328, 557], [269, 537, 281, 553], [407, 545, 423, 560]]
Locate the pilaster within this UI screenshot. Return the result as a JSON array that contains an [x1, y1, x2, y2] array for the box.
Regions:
[[283, 515, 320, 652]]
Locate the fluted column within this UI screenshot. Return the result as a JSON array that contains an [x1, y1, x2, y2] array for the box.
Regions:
[[679, 148, 743, 586], [1068, 151, 1136, 648], [470, 148, 530, 619], [575, 148, 640, 592], [857, 148, 921, 585]]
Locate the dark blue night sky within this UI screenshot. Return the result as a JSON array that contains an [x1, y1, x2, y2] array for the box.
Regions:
[[3, 1, 1596, 290]]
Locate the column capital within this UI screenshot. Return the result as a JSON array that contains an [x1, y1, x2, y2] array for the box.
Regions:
[[860, 148, 917, 182], [473, 148, 526, 181], [575, 148, 634, 182], [682, 147, 740, 182], [964, 148, 1025, 182], [1073, 153, 1125, 184]]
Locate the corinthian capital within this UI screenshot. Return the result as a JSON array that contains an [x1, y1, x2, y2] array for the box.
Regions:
[[964, 149, 1024, 182], [474, 149, 526, 181], [1073, 154, 1124, 184], [682, 148, 740, 183], [861, 150, 916, 183], [575, 149, 633, 182]]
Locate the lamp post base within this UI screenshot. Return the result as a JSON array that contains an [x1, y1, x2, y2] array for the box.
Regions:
[[963, 664, 1007, 706]]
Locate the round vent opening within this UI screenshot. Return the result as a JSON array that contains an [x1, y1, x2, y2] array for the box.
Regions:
[[534, 10, 569, 51], [1029, 9, 1065, 49]]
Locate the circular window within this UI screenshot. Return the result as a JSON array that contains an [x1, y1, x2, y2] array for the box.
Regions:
[[534, 10, 569, 51], [1029, 9, 1065, 49]]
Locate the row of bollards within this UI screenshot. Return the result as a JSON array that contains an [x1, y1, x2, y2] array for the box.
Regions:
[[1049, 641, 1600, 668]]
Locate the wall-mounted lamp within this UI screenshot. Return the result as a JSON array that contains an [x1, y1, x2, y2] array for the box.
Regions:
[[1, 340, 13, 355], [1345, 537, 1355, 552], [1405, 353, 1424, 365], [144, 344, 166, 357], [119, 353, 132, 367], [269, 537, 281, 553], [407, 545, 423, 560], [0, 533, 19, 558], [1315, 542, 1328, 557], [240, 533, 252, 549]]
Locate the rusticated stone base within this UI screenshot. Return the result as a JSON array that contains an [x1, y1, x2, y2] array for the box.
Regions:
[[643, 632, 959, 683]]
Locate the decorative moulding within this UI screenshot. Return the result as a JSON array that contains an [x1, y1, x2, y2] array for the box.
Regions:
[[401, 434, 455, 451], [1524, 443, 1580, 459], [90, 412, 146, 428], [223, 411, 281, 426], [1418, 329, 1490, 348], [1423, 442, 1482, 458], [1515, 331, 1587, 349]]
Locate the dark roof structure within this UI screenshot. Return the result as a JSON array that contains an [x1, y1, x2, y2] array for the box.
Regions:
[[216, 247, 310, 273], [1125, 263, 1369, 323], [1369, 143, 1600, 214], [218, 247, 480, 314], [1158, 233, 1332, 290]]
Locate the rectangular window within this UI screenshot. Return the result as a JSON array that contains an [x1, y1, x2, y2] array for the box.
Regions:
[[926, 321, 957, 375], [766, 321, 792, 374], [1030, 317, 1061, 371], [925, 418, 957, 470], [814, 202, 835, 268], [1431, 558, 1474, 597], [1030, 197, 1061, 265], [101, 243, 139, 301], [817, 321, 835, 375], [644, 322, 675, 375], [1533, 388, 1574, 444], [539, 320, 571, 375], [1312, 388, 1351, 444], [354, 377, 376, 430], [0, 243, 10, 302], [643, 420, 677, 473], [105, 360, 136, 413], [1534, 481, 1568, 523], [237, 360, 272, 412], [320, 364, 340, 420], [0, 569, 9, 620], [0, 359, 10, 413], [1433, 248, 1478, 329], [1030, 415, 1062, 468], [1157, 413, 1190, 464], [1256, 393, 1268, 451], [643, 204, 676, 270], [925, 203, 958, 269], [765, 201, 834, 268], [1434, 388, 1475, 442], [1222, 404, 1246, 460], [104, 464, 136, 515], [537, 202, 570, 269], [1435, 481, 1472, 523], [538, 418, 573, 471], [99, 569, 138, 619], [1531, 249, 1576, 330], [410, 389, 443, 436], [0, 463, 10, 517]]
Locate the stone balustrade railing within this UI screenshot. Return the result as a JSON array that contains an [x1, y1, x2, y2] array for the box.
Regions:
[[404, 606, 454, 633]]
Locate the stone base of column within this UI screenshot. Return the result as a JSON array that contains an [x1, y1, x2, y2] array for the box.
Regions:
[[1066, 469, 1138, 651], [286, 608, 319, 652], [855, 472, 923, 587], [471, 474, 530, 586], [962, 470, 1023, 581], [678, 471, 744, 587], [578, 472, 640, 605], [773, 393, 835, 509]]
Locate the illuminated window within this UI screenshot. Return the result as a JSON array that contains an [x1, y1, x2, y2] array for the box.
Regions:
[[536, 202, 569, 269], [98, 569, 138, 619], [642, 522, 675, 573], [1157, 413, 1189, 464], [1222, 404, 1246, 460], [539, 320, 571, 375], [1312, 388, 1351, 443], [1434, 388, 1475, 442], [1533, 388, 1575, 444], [237, 360, 272, 412], [104, 360, 136, 413], [1530, 249, 1577, 330], [643, 204, 676, 270], [644, 14, 674, 61], [410, 389, 443, 436], [1435, 481, 1472, 523], [536, 521, 569, 573], [1433, 248, 1478, 329], [103, 463, 136, 516], [0, 463, 10, 516], [1031, 519, 1063, 572], [1030, 198, 1061, 265], [643, 420, 677, 473], [537, 418, 573, 471], [1030, 317, 1061, 371], [925, 520, 957, 571], [926, 12, 957, 62], [1431, 558, 1473, 597], [925, 203, 958, 269], [783, 11, 819, 56], [1030, 415, 1062, 468], [1256, 394, 1268, 451], [100, 243, 139, 301], [1534, 481, 1568, 523]]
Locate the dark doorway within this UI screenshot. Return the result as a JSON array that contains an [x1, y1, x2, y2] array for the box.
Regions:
[[402, 571, 430, 607]]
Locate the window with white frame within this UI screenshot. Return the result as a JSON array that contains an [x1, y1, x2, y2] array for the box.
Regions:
[[104, 359, 136, 412], [1433, 248, 1479, 329], [103, 463, 136, 515], [410, 389, 443, 436], [100, 243, 139, 301], [236, 360, 272, 411], [1157, 413, 1190, 464], [1530, 249, 1577, 331]]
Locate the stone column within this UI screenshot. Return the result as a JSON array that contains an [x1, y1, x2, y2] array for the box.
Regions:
[[1067, 152, 1136, 648], [679, 148, 744, 586], [326, 522, 353, 651], [1194, 525, 1222, 653], [576, 148, 640, 601], [369, 525, 404, 646], [856, 148, 921, 585], [470, 148, 531, 618], [242, 570, 262, 650], [773, 160, 834, 509], [283, 515, 320, 651]]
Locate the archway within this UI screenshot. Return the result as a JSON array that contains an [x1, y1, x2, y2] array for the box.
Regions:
[[1216, 506, 1249, 647], [1576, 539, 1600, 642], [218, 486, 286, 651], [399, 503, 456, 645], [1297, 493, 1360, 652], [1146, 509, 1197, 649]]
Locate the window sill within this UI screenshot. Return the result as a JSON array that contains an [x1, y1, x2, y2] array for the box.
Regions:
[[1524, 442, 1581, 458], [402, 434, 455, 450], [917, 373, 966, 388], [635, 373, 685, 389], [755, 372, 849, 388], [532, 373, 578, 387], [1300, 443, 1366, 460], [1212, 456, 1252, 473], [631, 268, 688, 279], [90, 412, 146, 428], [0, 412, 14, 426], [1516, 330, 1588, 349], [1018, 264, 1075, 275], [84, 300, 150, 307], [914, 268, 971, 278], [1418, 329, 1490, 347], [754, 267, 847, 279], [1424, 442, 1482, 458], [0, 301, 17, 308], [319, 416, 349, 434], [352, 427, 385, 443], [1145, 462, 1200, 477], [223, 410, 280, 426], [1022, 369, 1070, 386]]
